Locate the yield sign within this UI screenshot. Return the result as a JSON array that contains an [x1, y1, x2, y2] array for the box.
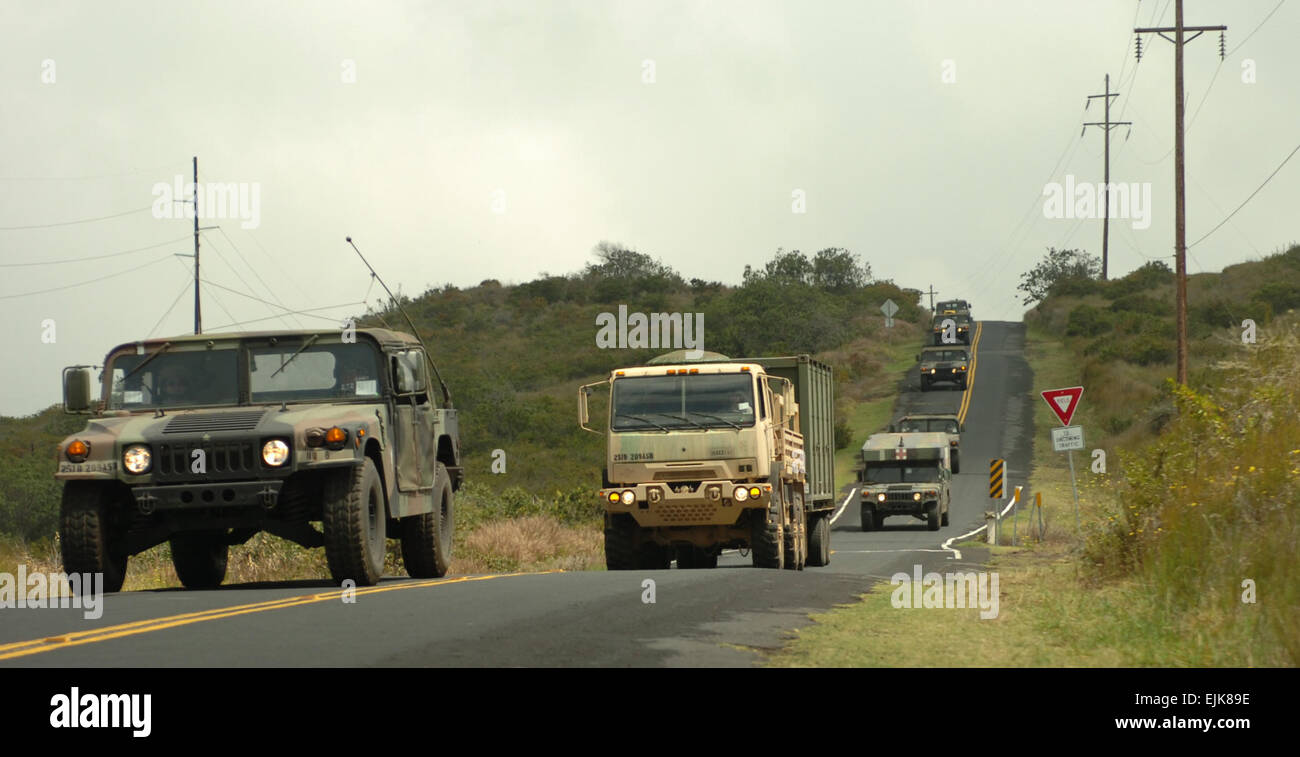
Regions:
[[1041, 386, 1083, 426]]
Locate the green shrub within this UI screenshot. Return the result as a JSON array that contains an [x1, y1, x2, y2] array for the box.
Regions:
[[1066, 304, 1112, 337]]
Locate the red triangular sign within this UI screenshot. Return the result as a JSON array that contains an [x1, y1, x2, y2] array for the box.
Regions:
[[1041, 386, 1083, 426]]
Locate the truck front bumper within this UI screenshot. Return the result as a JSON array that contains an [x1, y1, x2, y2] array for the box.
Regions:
[[600, 480, 770, 527], [132, 480, 284, 514]]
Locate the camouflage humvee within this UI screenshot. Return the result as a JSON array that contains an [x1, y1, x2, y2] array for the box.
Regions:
[[889, 412, 964, 473], [55, 328, 461, 591], [930, 312, 972, 345], [915, 345, 970, 391], [935, 299, 972, 318], [856, 432, 951, 532]]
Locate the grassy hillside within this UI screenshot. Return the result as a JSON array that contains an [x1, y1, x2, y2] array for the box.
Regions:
[[1, 245, 924, 583]]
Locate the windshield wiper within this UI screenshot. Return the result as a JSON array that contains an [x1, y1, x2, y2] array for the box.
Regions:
[[651, 412, 710, 430], [685, 411, 742, 430], [271, 334, 320, 378], [121, 342, 172, 384], [614, 413, 669, 432]]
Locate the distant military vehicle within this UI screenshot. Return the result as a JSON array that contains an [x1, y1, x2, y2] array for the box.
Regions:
[[916, 345, 970, 391], [931, 313, 972, 345], [889, 413, 964, 473], [55, 328, 461, 591], [857, 432, 951, 532], [936, 299, 971, 318], [580, 352, 836, 570]]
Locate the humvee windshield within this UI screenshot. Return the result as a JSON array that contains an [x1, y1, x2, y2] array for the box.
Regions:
[[897, 419, 960, 434], [612, 373, 755, 430], [863, 462, 942, 484], [105, 341, 384, 409], [922, 350, 968, 362]]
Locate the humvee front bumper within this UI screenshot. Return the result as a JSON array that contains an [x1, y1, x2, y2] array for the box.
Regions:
[[132, 480, 284, 513], [600, 480, 771, 528]]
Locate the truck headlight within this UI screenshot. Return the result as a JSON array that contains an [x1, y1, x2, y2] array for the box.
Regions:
[[620, 490, 635, 506], [733, 486, 749, 502], [123, 445, 152, 474], [877, 493, 886, 502], [262, 439, 290, 467], [913, 492, 922, 501]]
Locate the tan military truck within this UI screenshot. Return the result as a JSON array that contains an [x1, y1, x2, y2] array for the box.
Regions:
[[54, 328, 461, 591], [857, 432, 951, 532], [580, 352, 835, 570], [890, 412, 964, 473]]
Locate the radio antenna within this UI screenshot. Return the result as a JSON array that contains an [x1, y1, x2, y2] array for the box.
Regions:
[[346, 236, 452, 407]]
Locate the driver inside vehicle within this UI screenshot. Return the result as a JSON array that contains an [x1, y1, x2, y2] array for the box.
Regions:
[[728, 390, 753, 415], [155, 365, 193, 404]]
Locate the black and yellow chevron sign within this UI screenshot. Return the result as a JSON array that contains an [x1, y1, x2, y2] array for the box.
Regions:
[[989, 458, 1005, 498]]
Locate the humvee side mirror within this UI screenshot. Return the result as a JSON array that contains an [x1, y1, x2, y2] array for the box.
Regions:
[[63, 366, 93, 413]]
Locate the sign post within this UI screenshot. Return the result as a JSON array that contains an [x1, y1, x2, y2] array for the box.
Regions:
[[1042, 387, 1084, 534]]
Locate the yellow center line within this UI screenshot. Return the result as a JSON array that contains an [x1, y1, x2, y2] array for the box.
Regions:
[[958, 322, 983, 426], [0, 570, 562, 662]]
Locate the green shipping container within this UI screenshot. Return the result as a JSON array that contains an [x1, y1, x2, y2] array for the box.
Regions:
[[747, 355, 835, 511]]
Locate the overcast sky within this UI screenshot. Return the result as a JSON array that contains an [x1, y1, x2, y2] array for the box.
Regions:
[[2, 0, 1296, 416]]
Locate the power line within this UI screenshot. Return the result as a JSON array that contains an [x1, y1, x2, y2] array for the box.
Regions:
[[199, 230, 295, 330], [146, 276, 194, 338], [204, 301, 368, 332], [1227, 0, 1287, 56], [0, 205, 154, 231], [201, 278, 361, 325], [200, 281, 246, 333], [0, 253, 173, 300], [1189, 140, 1300, 248], [213, 227, 304, 328], [0, 234, 191, 267], [0, 160, 187, 182]]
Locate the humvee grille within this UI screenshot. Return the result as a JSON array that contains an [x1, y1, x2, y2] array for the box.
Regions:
[[884, 491, 917, 503], [156, 440, 258, 480], [164, 410, 268, 434]]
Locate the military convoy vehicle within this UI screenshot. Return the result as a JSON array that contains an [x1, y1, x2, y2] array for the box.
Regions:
[[55, 328, 461, 591], [935, 299, 971, 318], [931, 312, 972, 345], [889, 413, 964, 473], [916, 346, 970, 391], [580, 352, 835, 570], [857, 432, 951, 532]]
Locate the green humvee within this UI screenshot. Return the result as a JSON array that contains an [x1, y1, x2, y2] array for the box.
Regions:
[[931, 313, 972, 345], [889, 412, 965, 473], [55, 328, 461, 591], [915, 346, 970, 391], [856, 432, 952, 532]]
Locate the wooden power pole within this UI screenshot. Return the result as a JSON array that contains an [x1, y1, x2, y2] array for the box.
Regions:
[[1084, 74, 1131, 282], [192, 156, 201, 335], [926, 285, 938, 313], [1135, 1, 1225, 386]]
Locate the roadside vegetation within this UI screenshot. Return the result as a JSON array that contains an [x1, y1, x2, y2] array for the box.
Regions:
[[1, 244, 922, 586]]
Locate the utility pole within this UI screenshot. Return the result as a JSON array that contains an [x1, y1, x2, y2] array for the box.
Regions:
[[192, 156, 201, 335], [926, 285, 938, 313], [1135, 1, 1225, 386], [1084, 74, 1131, 282]]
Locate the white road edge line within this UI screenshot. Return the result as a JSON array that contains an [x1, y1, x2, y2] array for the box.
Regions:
[[830, 487, 857, 525], [942, 485, 1021, 560]]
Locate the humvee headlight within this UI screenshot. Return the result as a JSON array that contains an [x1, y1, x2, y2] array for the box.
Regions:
[[913, 492, 922, 501], [733, 486, 749, 502], [876, 493, 886, 502], [620, 490, 636, 506], [123, 445, 152, 474], [65, 440, 90, 463], [262, 439, 290, 467]]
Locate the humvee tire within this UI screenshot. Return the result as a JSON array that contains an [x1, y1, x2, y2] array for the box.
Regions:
[[926, 502, 940, 531], [323, 457, 386, 586], [751, 498, 785, 570], [952, 448, 961, 475], [941, 506, 950, 527], [808, 512, 830, 566], [60, 481, 128, 593], [860, 504, 874, 532], [401, 462, 454, 578], [170, 530, 229, 589]]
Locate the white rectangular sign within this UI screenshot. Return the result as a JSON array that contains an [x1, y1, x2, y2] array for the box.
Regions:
[[1051, 425, 1085, 452]]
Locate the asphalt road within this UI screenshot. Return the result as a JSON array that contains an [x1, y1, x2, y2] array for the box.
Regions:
[[0, 321, 1034, 667]]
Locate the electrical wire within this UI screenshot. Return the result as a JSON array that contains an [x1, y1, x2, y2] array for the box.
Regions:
[[0, 205, 155, 231], [0, 253, 173, 300], [0, 234, 192, 267]]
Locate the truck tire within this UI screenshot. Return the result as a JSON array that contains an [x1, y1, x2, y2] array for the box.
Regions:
[[807, 512, 830, 566], [323, 457, 387, 586], [951, 448, 961, 475], [926, 502, 940, 531], [401, 463, 454, 578], [783, 490, 806, 571], [170, 530, 229, 589], [941, 505, 950, 527], [751, 503, 785, 569], [638, 543, 671, 570], [60, 481, 128, 593], [860, 505, 874, 532], [920, 376, 929, 391], [604, 514, 638, 570]]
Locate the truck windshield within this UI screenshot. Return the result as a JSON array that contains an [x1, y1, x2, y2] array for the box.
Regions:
[[923, 351, 967, 362], [864, 463, 942, 484], [250, 342, 382, 402], [107, 350, 239, 409], [612, 373, 755, 431], [898, 419, 960, 434]]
